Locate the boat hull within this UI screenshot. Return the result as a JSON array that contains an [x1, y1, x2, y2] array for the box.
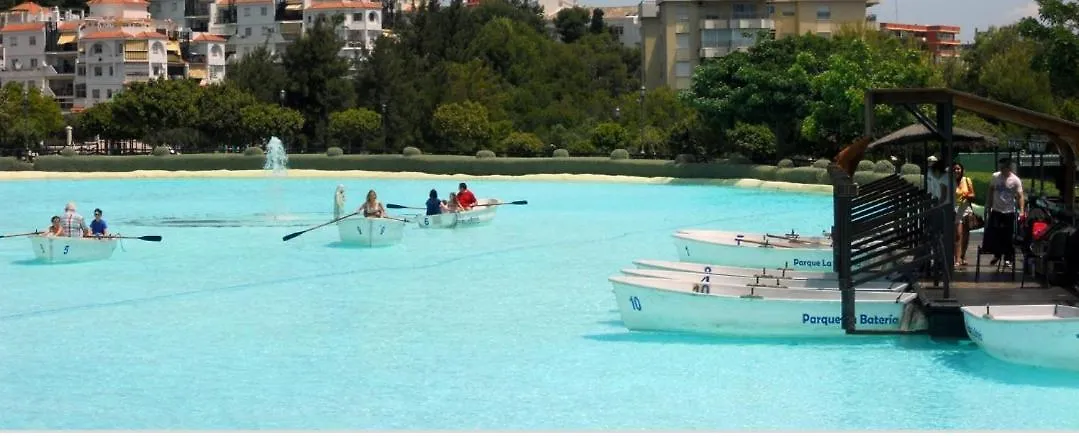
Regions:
[[609, 276, 925, 337], [632, 259, 837, 280], [29, 235, 118, 263], [417, 198, 499, 229], [673, 231, 835, 271], [962, 305, 1079, 371], [620, 268, 903, 291], [336, 217, 406, 247]]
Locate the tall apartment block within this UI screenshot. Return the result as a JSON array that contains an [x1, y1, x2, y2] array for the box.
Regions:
[[879, 22, 961, 63]]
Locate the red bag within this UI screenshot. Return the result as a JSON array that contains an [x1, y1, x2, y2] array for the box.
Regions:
[[1033, 222, 1050, 240]]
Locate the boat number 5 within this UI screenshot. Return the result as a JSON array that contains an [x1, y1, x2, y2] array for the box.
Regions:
[[692, 283, 711, 294], [629, 296, 642, 311], [63, 245, 70, 255]]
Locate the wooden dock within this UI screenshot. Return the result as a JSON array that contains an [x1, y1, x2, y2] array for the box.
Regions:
[[916, 232, 1078, 338]]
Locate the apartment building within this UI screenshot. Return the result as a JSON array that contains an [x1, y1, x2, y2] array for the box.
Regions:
[[640, 0, 880, 90], [602, 6, 641, 47], [879, 22, 960, 63]]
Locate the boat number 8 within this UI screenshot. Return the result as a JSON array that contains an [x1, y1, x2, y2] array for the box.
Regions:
[[63, 245, 70, 255], [692, 283, 711, 294], [629, 296, 642, 311]]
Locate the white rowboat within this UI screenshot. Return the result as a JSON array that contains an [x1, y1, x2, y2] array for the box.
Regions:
[[632, 259, 837, 280], [336, 216, 407, 247], [609, 275, 925, 337], [29, 235, 119, 263], [619, 268, 904, 291], [673, 230, 835, 271], [962, 304, 1079, 372], [416, 198, 500, 229]]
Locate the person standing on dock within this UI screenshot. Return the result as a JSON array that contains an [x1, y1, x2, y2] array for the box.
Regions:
[[986, 157, 1025, 269]]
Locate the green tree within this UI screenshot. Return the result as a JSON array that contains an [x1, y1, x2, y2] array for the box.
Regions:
[[1018, 0, 1079, 97], [281, 14, 355, 151], [977, 40, 1056, 113], [500, 131, 545, 156], [225, 46, 289, 104], [329, 108, 382, 153], [553, 7, 590, 43], [239, 104, 305, 148], [432, 100, 492, 153], [726, 122, 776, 162], [102, 78, 202, 144], [195, 83, 261, 151], [589, 8, 605, 34], [0, 82, 64, 153], [590, 122, 629, 152]]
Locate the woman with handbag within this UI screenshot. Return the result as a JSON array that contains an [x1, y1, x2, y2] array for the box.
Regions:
[[954, 162, 978, 266]]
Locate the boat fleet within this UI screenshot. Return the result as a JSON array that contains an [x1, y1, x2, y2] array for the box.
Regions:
[[330, 197, 505, 247], [608, 226, 1079, 373]]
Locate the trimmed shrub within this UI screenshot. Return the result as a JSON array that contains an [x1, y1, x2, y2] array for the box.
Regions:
[[777, 159, 795, 168], [0, 157, 16, 171], [873, 160, 895, 174], [724, 152, 752, 164], [857, 160, 875, 171], [552, 148, 570, 158], [567, 139, 596, 157], [776, 167, 826, 184], [243, 146, 264, 156], [326, 147, 344, 157], [854, 171, 887, 185], [60, 146, 77, 157], [402, 146, 422, 156], [900, 163, 921, 175], [674, 154, 697, 164], [902, 174, 924, 188], [812, 158, 830, 169], [152, 146, 171, 157], [476, 149, 496, 159], [610, 148, 630, 160], [12, 161, 34, 171], [501, 132, 545, 157]]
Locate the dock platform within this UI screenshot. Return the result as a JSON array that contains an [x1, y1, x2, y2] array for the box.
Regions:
[[916, 232, 1079, 339]]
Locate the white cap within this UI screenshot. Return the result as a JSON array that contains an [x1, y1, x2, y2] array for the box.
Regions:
[[927, 155, 939, 163]]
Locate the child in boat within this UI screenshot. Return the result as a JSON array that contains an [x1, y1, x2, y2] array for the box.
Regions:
[[44, 216, 64, 237], [442, 193, 461, 213]]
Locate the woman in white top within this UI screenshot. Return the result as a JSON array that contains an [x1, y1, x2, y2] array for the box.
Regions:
[[359, 189, 387, 218]]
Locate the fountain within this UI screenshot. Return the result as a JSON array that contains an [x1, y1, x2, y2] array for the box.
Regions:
[[264, 136, 289, 175]]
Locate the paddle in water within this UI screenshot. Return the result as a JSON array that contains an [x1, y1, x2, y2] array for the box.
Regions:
[[0, 231, 43, 239], [283, 211, 361, 241], [107, 235, 163, 242]]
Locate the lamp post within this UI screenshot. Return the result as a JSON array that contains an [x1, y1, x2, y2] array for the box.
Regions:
[[279, 89, 286, 105], [638, 85, 646, 157], [381, 102, 388, 150], [614, 106, 620, 122], [23, 87, 30, 158]]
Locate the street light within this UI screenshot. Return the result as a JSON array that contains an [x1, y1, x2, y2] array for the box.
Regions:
[[279, 89, 286, 105], [381, 102, 388, 149], [614, 106, 620, 121], [23, 87, 30, 158], [638, 85, 646, 156]]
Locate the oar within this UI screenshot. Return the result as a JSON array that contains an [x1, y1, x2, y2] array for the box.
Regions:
[[0, 231, 42, 239], [386, 203, 423, 210], [283, 211, 361, 241], [105, 235, 163, 242], [475, 200, 529, 207]]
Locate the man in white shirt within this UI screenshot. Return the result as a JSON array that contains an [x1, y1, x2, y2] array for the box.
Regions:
[[986, 157, 1025, 268]]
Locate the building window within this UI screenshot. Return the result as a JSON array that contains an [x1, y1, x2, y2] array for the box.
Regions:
[[30, 59, 38, 68], [611, 25, 624, 35], [816, 6, 831, 20], [94, 66, 102, 76], [675, 5, 688, 21], [8, 36, 16, 47], [261, 6, 267, 15], [92, 43, 103, 54], [676, 33, 689, 49], [107, 89, 113, 98], [368, 11, 378, 22], [92, 89, 100, 99], [782, 6, 794, 16], [245, 27, 252, 36], [674, 61, 692, 78], [29, 36, 37, 45], [732, 3, 757, 19], [109, 66, 114, 75], [817, 31, 831, 38]]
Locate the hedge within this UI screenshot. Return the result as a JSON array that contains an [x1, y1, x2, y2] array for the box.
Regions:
[[10, 154, 930, 191]]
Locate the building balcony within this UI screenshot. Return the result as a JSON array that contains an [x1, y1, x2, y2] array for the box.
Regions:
[[700, 46, 730, 58], [729, 18, 774, 30], [700, 19, 728, 30], [125, 51, 150, 61], [47, 63, 77, 75]]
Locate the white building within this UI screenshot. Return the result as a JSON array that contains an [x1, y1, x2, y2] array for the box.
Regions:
[[600, 5, 639, 47], [539, 0, 576, 17], [302, 0, 381, 61]]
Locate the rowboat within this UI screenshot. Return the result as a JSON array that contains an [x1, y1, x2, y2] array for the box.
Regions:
[[416, 198, 500, 229], [632, 259, 837, 280], [609, 275, 926, 337], [335, 216, 406, 247], [961, 304, 1079, 371], [673, 230, 835, 271], [619, 268, 904, 291], [29, 235, 118, 263]]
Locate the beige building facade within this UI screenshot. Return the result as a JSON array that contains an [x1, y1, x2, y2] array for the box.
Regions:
[[640, 0, 879, 90]]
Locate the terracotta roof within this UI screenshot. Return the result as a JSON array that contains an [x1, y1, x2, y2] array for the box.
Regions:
[[0, 22, 46, 32], [192, 32, 227, 42], [8, 1, 45, 13], [88, 0, 148, 5], [306, 0, 381, 10], [81, 29, 133, 39], [58, 21, 82, 31], [599, 6, 636, 17], [133, 31, 167, 39]]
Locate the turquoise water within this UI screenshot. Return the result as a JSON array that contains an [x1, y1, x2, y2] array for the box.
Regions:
[[2, 176, 1079, 430]]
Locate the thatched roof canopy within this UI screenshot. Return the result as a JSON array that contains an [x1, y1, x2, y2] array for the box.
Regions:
[[868, 123, 997, 149]]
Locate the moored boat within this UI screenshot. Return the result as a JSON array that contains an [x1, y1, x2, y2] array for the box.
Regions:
[[632, 259, 837, 280], [416, 198, 500, 229], [336, 216, 407, 247], [961, 304, 1079, 371], [609, 275, 925, 337], [29, 235, 119, 263], [619, 268, 903, 291], [673, 230, 835, 271]]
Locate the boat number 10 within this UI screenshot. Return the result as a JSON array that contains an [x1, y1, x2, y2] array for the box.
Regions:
[[629, 296, 642, 311]]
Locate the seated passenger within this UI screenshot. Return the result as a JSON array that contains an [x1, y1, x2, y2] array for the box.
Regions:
[[45, 216, 65, 237], [456, 182, 477, 210], [426, 189, 444, 216], [442, 193, 461, 213], [90, 208, 108, 237], [359, 189, 387, 218]]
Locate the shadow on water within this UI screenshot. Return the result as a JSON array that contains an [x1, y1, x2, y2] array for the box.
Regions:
[[582, 330, 942, 349], [935, 349, 1079, 388], [9, 259, 47, 266], [120, 213, 325, 229]]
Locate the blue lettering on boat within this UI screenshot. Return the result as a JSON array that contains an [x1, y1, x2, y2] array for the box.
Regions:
[[792, 258, 833, 268], [966, 325, 983, 341], [801, 314, 900, 326]]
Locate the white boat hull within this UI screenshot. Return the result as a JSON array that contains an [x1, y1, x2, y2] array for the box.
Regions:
[[673, 231, 835, 272], [619, 268, 904, 291], [29, 235, 118, 263], [962, 304, 1079, 371], [609, 276, 925, 337], [336, 217, 406, 247], [417, 198, 499, 229], [632, 259, 837, 280]]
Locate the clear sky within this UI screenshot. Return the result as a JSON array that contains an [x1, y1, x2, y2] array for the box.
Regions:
[[579, 0, 1043, 42]]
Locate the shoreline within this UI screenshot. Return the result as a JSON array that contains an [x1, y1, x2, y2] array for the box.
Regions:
[[0, 169, 834, 194]]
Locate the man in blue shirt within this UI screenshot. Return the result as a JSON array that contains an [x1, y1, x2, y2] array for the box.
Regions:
[[90, 208, 108, 236], [425, 189, 443, 215]]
